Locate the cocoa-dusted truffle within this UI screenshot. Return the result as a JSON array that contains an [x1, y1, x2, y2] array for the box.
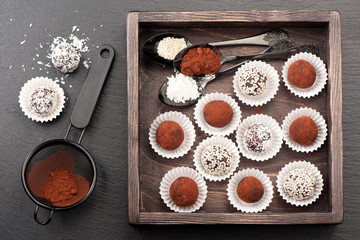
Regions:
[[288, 60, 316, 89], [29, 86, 57, 116], [52, 43, 80, 73], [283, 168, 316, 200], [244, 123, 272, 153], [170, 177, 199, 207], [238, 68, 267, 96], [203, 100, 233, 128], [237, 176, 264, 203], [201, 145, 232, 176], [156, 121, 184, 150], [289, 116, 318, 146]]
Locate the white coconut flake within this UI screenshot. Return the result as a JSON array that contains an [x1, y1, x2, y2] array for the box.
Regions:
[[9, 65, 12, 70], [72, 25, 77, 32], [29, 23, 32, 28], [83, 60, 90, 69], [39, 43, 43, 49], [20, 40, 26, 45], [166, 73, 200, 103]]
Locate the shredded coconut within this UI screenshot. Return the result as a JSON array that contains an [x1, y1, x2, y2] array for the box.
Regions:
[[166, 73, 200, 103], [157, 37, 187, 60]]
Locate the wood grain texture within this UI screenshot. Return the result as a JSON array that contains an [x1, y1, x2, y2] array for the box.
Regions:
[[127, 10, 343, 224], [127, 12, 140, 224]]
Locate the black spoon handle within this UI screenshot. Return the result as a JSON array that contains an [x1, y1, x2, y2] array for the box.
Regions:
[[71, 45, 115, 129]]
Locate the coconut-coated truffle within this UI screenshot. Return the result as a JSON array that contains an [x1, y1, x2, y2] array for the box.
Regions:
[[170, 177, 199, 207], [201, 145, 232, 176], [29, 86, 57, 116], [244, 123, 272, 153], [283, 168, 316, 200], [288, 60, 316, 89], [289, 116, 318, 146], [236, 176, 264, 203], [156, 121, 184, 150], [203, 100, 233, 128], [238, 68, 268, 96], [52, 43, 80, 73]]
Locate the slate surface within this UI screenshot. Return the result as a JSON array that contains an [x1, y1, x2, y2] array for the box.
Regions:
[[0, 0, 358, 239]]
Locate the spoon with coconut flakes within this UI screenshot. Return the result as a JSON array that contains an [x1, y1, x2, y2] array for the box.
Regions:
[[143, 29, 290, 66], [159, 44, 320, 107]]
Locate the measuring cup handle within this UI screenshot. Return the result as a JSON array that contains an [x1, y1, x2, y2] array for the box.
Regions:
[[70, 44, 115, 129], [34, 205, 54, 225]]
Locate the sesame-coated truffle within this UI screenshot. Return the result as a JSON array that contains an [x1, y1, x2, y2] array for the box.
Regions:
[[170, 177, 199, 207], [289, 116, 318, 146], [52, 43, 80, 73], [236, 176, 264, 203], [238, 68, 267, 96], [201, 145, 232, 176], [29, 86, 57, 116], [288, 60, 316, 89], [203, 100, 233, 128], [156, 121, 184, 150], [283, 168, 316, 200], [244, 123, 272, 153]]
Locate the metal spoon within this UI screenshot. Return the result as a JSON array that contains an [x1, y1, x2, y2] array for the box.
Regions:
[[143, 29, 289, 66], [159, 44, 319, 107]]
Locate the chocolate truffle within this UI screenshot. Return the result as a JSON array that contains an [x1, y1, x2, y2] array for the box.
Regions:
[[201, 145, 232, 176], [170, 177, 199, 207], [237, 176, 264, 203], [289, 116, 318, 146], [238, 68, 267, 96], [288, 60, 316, 89], [203, 100, 233, 128], [156, 121, 184, 150], [244, 123, 272, 153], [52, 43, 80, 73], [29, 86, 57, 116], [283, 168, 316, 200]]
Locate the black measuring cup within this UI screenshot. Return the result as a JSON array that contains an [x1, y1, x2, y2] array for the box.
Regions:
[[21, 44, 114, 225]]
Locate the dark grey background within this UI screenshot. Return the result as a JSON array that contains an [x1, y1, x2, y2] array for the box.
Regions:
[[0, 0, 358, 239]]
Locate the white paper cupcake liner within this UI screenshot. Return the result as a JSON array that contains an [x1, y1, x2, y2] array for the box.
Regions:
[[159, 166, 207, 213], [149, 111, 196, 159], [282, 107, 327, 153], [276, 161, 323, 207], [227, 168, 273, 213], [194, 92, 241, 137], [233, 60, 280, 106], [282, 52, 328, 98], [18, 77, 65, 122], [236, 114, 283, 161], [193, 136, 240, 181]]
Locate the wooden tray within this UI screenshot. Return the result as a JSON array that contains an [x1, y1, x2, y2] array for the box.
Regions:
[[127, 10, 342, 224]]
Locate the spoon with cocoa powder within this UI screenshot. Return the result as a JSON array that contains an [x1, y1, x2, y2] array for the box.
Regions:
[[159, 43, 319, 106], [173, 39, 295, 77]]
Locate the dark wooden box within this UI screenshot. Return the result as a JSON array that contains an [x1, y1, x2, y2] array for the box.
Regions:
[[127, 10, 342, 224]]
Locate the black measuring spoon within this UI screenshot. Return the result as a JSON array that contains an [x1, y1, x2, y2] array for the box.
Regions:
[[21, 45, 115, 225]]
